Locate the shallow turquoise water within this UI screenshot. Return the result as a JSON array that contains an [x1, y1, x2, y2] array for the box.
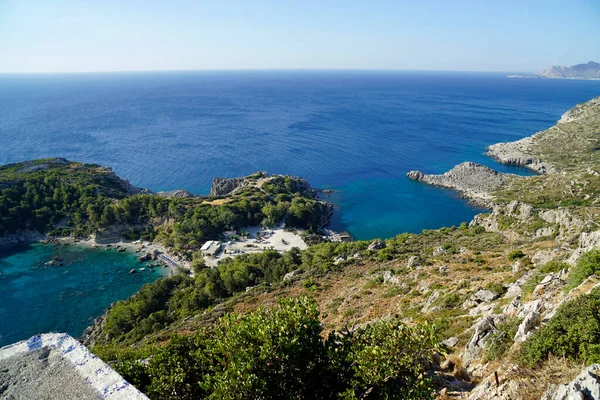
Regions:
[[0, 243, 168, 346]]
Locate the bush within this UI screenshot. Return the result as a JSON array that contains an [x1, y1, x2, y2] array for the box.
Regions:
[[565, 250, 600, 292], [539, 260, 569, 275], [486, 317, 520, 361], [508, 250, 525, 261], [114, 298, 440, 400], [520, 288, 600, 367]]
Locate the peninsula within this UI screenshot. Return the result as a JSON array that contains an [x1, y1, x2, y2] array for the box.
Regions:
[[3, 97, 600, 399]]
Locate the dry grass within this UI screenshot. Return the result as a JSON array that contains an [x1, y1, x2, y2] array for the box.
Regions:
[[202, 198, 233, 206], [502, 357, 583, 400]]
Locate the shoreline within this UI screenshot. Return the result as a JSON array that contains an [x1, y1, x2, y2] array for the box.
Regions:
[[0, 231, 188, 277]]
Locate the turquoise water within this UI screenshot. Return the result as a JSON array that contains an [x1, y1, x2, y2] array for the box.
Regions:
[[0, 243, 168, 346], [1, 71, 599, 239]]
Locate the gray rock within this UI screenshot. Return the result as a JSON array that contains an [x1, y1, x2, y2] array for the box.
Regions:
[[407, 255, 421, 268], [439, 265, 450, 273], [209, 177, 247, 196], [368, 240, 385, 251], [441, 337, 459, 348], [514, 311, 541, 342], [283, 270, 298, 281], [464, 314, 506, 366], [421, 290, 442, 313], [487, 138, 555, 174], [333, 254, 347, 265], [156, 189, 195, 198], [407, 162, 509, 204], [542, 364, 600, 400], [433, 247, 447, 256], [382, 271, 401, 285], [503, 298, 522, 317], [472, 289, 499, 303], [0, 333, 148, 400]]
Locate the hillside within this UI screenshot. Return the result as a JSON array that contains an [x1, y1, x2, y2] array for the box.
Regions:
[[3, 97, 600, 399]]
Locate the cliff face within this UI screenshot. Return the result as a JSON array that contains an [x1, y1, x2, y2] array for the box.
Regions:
[[209, 177, 248, 196], [538, 61, 600, 79]]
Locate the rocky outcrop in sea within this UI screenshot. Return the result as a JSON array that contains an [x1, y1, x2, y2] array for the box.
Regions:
[[407, 162, 509, 205]]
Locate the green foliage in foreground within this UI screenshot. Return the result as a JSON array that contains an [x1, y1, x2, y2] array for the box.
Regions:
[[520, 287, 600, 367], [565, 250, 600, 292], [112, 298, 439, 400]]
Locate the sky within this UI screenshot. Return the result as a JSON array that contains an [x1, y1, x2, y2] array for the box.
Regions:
[[0, 0, 599, 73]]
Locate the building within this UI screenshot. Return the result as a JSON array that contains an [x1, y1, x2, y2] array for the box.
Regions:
[[200, 240, 222, 257]]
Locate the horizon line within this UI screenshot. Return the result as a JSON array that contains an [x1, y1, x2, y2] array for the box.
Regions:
[[0, 67, 536, 75]]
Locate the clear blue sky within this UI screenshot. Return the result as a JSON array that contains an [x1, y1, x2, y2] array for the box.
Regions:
[[1, 0, 599, 73]]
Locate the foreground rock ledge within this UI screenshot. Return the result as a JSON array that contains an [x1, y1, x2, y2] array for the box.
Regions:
[[0, 333, 148, 400]]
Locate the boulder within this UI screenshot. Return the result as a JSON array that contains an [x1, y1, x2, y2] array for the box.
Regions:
[[441, 337, 459, 348], [382, 271, 401, 285], [433, 247, 447, 256], [464, 314, 506, 366], [542, 364, 600, 400], [421, 290, 442, 313], [503, 298, 522, 317], [333, 254, 347, 266], [514, 310, 541, 342], [129, 269, 136, 274], [283, 270, 298, 281], [439, 265, 450, 273], [138, 253, 152, 262], [406, 255, 421, 269], [368, 240, 385, 251], [472, 289, 499, 303]]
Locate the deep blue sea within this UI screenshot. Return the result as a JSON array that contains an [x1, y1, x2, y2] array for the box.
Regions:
[[1, 71, 600, 240]]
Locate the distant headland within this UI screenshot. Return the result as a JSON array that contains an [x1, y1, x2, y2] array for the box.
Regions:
[[508, 61, 600, 80]]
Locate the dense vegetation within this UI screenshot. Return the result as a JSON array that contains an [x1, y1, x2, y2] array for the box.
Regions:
[[565, 250, 600, 292], [98, 223, 502, 345], [520, 287, 600, 366], [112, 297, 440, 400], [0, 159, 331, 253]]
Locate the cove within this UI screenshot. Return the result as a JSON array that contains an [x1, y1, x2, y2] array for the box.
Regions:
[[0, 242, 168, 346]]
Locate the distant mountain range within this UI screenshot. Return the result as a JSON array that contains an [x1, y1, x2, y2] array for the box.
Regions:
[[508, 61, 600, 80], [538, 61, 600, 79]]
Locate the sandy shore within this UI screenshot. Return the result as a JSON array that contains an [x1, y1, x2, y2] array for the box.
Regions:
[[48, 236, 189, 276], [204, 226, 308, 267]]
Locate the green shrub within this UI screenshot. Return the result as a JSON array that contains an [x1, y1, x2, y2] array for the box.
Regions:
[[520, 288, 600, 367], [508, 250, 525, 261], [565, 250, 600, 292], [539, 260, 569, 275], [486, 317, 520, 361], [114, 297, 440, 400], [485, 282, 506, 296]]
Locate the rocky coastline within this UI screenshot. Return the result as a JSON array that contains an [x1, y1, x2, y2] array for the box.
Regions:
[[407, 162, 511, 207], [486, 136, 554, 174]]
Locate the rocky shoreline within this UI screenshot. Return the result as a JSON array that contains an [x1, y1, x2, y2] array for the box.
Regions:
[[407, 162, 511, 207], [486, 136, 554, 174]]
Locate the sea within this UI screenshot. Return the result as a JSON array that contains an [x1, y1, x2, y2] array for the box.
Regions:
[[0, 70, 599, 344], [0, 243, 168, 346]]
